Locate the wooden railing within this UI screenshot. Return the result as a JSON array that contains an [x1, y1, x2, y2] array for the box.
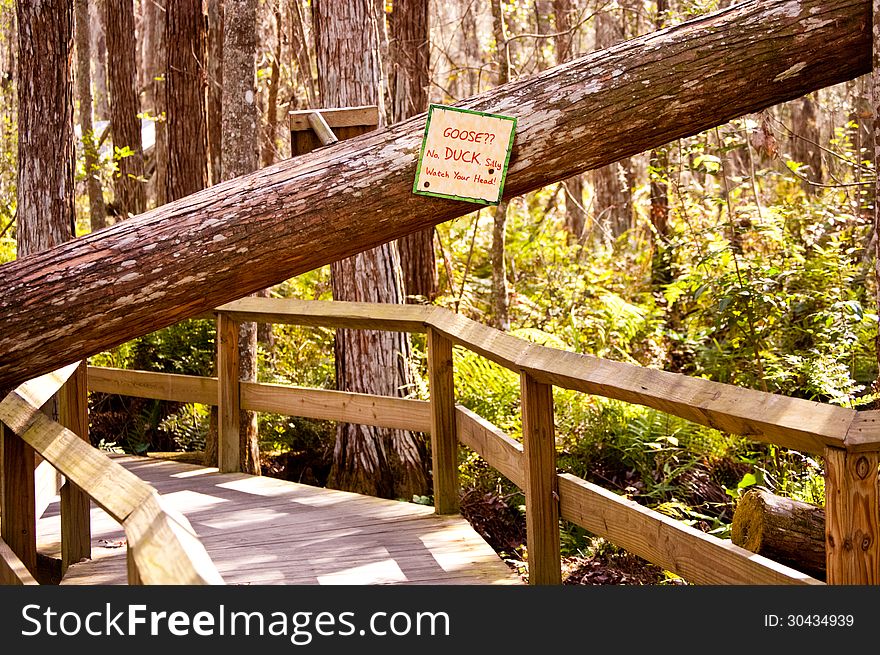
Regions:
[[90, 297, 880, 585], [0, 363, 223, 585]]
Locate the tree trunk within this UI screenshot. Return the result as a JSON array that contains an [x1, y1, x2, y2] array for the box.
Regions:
[[591, 3, 632, 239], [874, 0, 880, 403], [207, 0, 224, 185], [790, 94, 824, 194], [552, 0, 586, 240], [74, 0, 106, 233], [391, 0, 437, 303], [89, 0, 110, 121], [260, 2, 281, 169], [489, 0, 511, 331], [165, 0, 208, 202], [491, 200, 511, 331], [649, 0, 670, 285], [0, 0, 871, 391], [731, 488, 826, 580], [16, 0, 75, 256], [105, 0, 147, 218], [314, 0, 427, 500], [221, 0, 261, 476], [142, 0, 166, 208]]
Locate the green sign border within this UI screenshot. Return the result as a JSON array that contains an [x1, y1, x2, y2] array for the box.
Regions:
[[412, 104, 517, 206]]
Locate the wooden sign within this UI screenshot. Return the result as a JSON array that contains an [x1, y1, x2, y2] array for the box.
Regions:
[[413, 104, 516, 206]]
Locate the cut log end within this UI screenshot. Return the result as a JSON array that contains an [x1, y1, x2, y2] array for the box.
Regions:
[[731, 488, 826, 581]]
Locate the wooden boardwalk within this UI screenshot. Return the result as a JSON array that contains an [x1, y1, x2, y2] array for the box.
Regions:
[[36, 455, 521, 585]]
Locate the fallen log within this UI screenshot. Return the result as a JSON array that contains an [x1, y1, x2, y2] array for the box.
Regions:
[[0, 0, 870, 390], [731, 488, 826, 580]]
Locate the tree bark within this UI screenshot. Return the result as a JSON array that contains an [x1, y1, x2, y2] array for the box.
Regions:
[[165, 0, 208, 202], [591, 3, 632, 239], [105, 0, 147, 218], [0, 0, 872, 391], [314, 0, 427, 500], [260, 2, 281, 169], [489, 0, 511, 331], [391, 0, 437, 303], [649, 0, 670, 285], [142, 0, 166, 208], [17, 0, 75, 256], [74, 0, 106, 233], [731, 488, 826, 580], [207, 0, 224, 185], [790, 94, 824, 194], [552, 0, 586, 239], [221, 0, 261, 476], [89, 0, 110, 121]]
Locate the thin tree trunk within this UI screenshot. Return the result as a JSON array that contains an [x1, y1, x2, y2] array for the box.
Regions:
[[165, 0, 208, 202], [90, 0, 110, 121], [75, 0, 106, 232], [591, 3, 632, 239], [142, 0, 166, 208], [260, 1, 281, 169], [105, 0, 147, 218], [17, 0, 75, 256], [221, 0, 261, 475], [649, 0, 670, 287], [0, 0, 872, 390], [873, 0, 880, 404], [392, 0, 437, 303], [289, 0, 316, 107], [553, 0, 586, 239], [207, 0, 223, 185], [491, 200, 511, 330], [490, 0, 510, 330], [790, 94, 824, 194], [314, 0, 427, 500]]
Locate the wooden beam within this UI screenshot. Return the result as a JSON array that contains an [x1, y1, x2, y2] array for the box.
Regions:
[[307, 112, 339, 146], [455, 406, 524, 489], [557, 474, 822, 585], [427, 328, 458, 514], [428, 310, 851, 454], [217, 313, 241, 473], [241, 382, 431, 432], [0, 0, 869, 390], [216, 297, 432, 332], [0, 393, 154, 523], [824, 447, 880, 584], [0, 424, 36, 576], [520, 373, 560, 585], [58, 361, 91, 574], [123, 492, 224, 585], [844, 410, 880, 451], [289, 105, 379, 131], [88, 366, 217, 405], [0, 535, 38, 585]]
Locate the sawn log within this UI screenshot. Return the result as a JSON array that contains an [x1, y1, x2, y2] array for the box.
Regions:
[[0, 0, 870, 389]]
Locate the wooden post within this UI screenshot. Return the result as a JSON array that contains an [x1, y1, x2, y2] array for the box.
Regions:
[[427, 327, 458, 514], [58, 361, 91, 574], [217, 312, 241, 473], [307, 111, 339, 146], [520, 372, 561, 585], [0, 423, 37, 576], [824, 446, 880, 584]]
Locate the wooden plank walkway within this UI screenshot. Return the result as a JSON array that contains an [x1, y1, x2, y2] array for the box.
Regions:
[[36, 455, 521, 585]]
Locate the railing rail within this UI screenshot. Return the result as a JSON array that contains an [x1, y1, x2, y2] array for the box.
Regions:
[[90, 297, 871, 585], [0, 364, 223, 585]]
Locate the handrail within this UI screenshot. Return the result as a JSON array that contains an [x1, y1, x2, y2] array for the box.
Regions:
[[0, 366, 223, 585], [84, 297, 871, 585], [217, 297, 863, 454]]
